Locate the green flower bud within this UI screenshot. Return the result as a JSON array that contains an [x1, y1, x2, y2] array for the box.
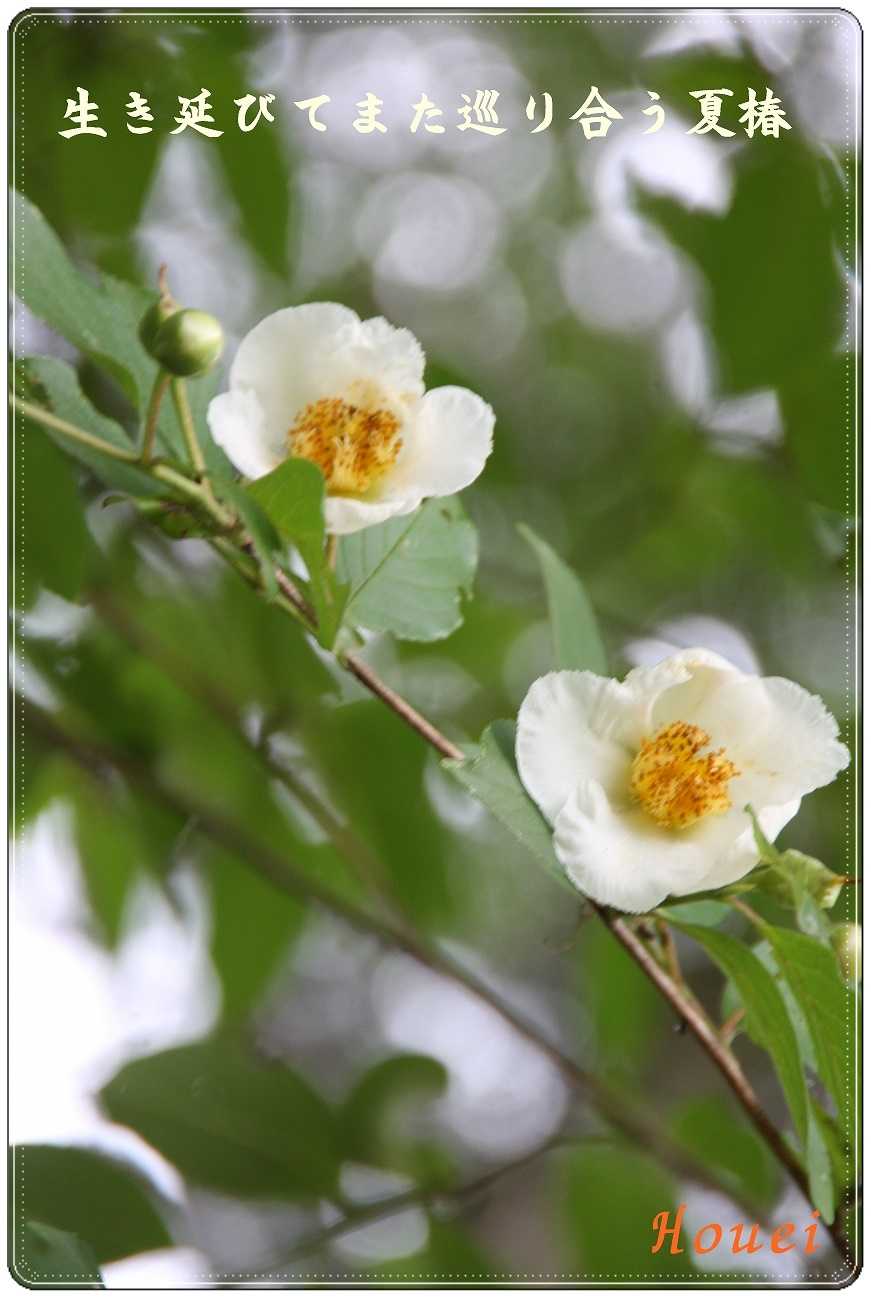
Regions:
[[138, 297, 179, 355], [832, 922, 861, 983], [151, 308, 224, 377]]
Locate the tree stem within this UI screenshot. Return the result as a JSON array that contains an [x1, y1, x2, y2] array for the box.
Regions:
[[170, 377, 208, 482], [140, 371, 170, 464]]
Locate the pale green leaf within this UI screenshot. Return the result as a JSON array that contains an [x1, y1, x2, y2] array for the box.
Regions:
[[14, 189, 154, 407], [763, 924, 852, 1124], [246, 457, 346, 645], [443, 720, 573, 893], [213, 475, 280, 600], [675, 921, 838, 1221], [671, 922, 807, 1144], [338, 496, 477, 642], [518, 523, 608, 673], [14, 356, 161, 497]]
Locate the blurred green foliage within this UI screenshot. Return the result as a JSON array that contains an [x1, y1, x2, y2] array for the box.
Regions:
[[10, 11, 857, 1284]]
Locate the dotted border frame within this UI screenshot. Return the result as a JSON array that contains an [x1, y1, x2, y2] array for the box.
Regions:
[[9, 5, 861, 1290]]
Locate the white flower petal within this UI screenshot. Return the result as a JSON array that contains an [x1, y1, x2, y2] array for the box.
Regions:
[[553, 782, 771, 912], [516, 671, 636, 824], [521, 647, 849, 913], [230, 302, 361, 395], [356, 316, 426, 397], [227, 304, 363, 458], [625, 648, 738, 735], [553, 781, 683, 912], [207, 388, 284, 480], [325, 493, 421, 536], [650, 664, 849, 805], [693, 800, 800, 893], [390, 386, 494, 498]]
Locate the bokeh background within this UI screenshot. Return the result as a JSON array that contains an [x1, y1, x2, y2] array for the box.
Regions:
[[12, 9, 859, 1286]]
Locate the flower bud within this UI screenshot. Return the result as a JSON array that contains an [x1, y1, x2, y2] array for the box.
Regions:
[[138, 297, 179, 355], [151, 308, 224, 377], [832, 922, 861, 983]]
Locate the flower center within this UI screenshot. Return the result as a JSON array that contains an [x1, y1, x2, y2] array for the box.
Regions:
[[289, 395, 402, 495], [630, 721, 739, 830]]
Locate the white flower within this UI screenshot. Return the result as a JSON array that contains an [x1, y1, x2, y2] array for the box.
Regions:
[[207, 303, 494, 535], [516, 649, 849, 913]]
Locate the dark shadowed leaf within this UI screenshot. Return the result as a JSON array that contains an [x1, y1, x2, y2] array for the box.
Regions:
[[15, 1222, 103, 1287], [340, 1054, 450, 1180], [670, 1096, 781, 1214], [560, 1143, 696, 1277], [10, 1145, 170, 1263], [15, 423, 97, 607], [100, 1037, 339, 1200]]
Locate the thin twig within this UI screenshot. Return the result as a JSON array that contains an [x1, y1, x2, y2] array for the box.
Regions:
[[19, 695, 751, 1214], [11, 394, 140, 462], [254, 1133, 572, 1275], [720, 1006, 746, 1045], [598, 906, 848, 1253]]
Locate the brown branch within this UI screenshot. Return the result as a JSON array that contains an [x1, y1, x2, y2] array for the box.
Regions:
[[298, 644, 848, 1256], [200, 537, 848, 1256], [249, 1132, 572, 1277], [19, 695, 750, 1214], [599, 909, 849, 1257]]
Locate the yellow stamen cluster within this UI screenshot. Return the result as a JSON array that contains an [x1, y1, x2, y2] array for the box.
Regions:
[[289, 396, 402, 495], [630, 721, 739, 830]]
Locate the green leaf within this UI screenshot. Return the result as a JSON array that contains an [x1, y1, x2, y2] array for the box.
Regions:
[[14, 190, 156, 408], [518, 523, 608, 673], [14, 422, 97, 607], [560, 1144, 695, 1277], [658, 900, 731, 927], [670, 1097, 781, 1214], [642, 142, 842, 393], [746, 807, 845, 937], [14, 356, 161, 497], [100, 1037, 338, 1200], [207, 847, 305, 1021], [340, 1055, 450, 1181], [246, 457, 346, 646], [673, 921, 838, 1222], [338, 496, 477, 643], [213, 475, 281, 600], [442, 720, 573, 894], [805, 1107, 836, 1226], [762, 925, 851, 1124], [578, 921, 667, 1079], [69, 768, 141, 947], [15, 1222, 103, 1287], [10, 1145, 170, 1263], [303, 701, 454, 922], [670, 922, 807, 1145]]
